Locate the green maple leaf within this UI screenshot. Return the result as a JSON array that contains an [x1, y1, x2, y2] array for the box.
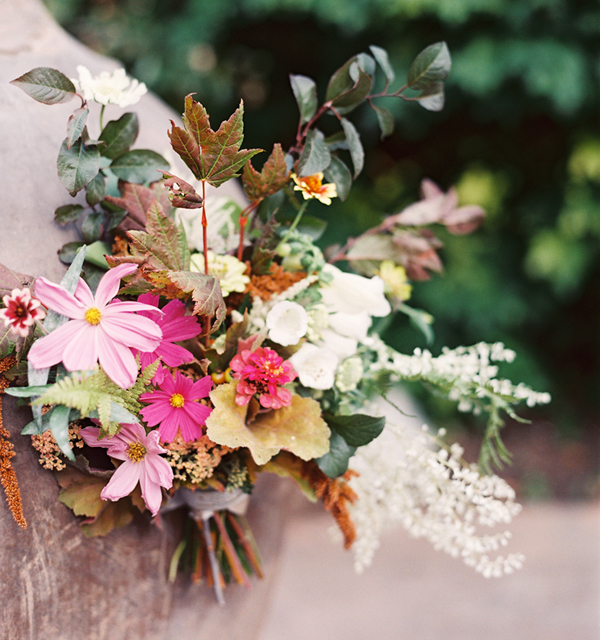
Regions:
[[242, 143, 291, 202], [168, 95, 262, 188]]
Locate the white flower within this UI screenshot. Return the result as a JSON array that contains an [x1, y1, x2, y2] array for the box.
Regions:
[[266, 301, 309, 346], [290, 343, 339, 390], [73, 65, 147, 107], [335, 357, 364, 392], [190, 250, 249, 296], [319, 328, 359, 360], [327, 310, 372, 342], [320, 264, 391, 317]]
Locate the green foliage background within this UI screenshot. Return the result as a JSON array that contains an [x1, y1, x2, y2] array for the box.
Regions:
[[44, 0, 600, 430]]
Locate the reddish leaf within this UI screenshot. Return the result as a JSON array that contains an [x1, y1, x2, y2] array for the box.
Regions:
[[128, 200, 190, 271], [167, 270, 225, 331], [105, 180, 172, 229], [161, 171, 203, 209], [168, 95, 262, 187], [242, 143, 291, 202]]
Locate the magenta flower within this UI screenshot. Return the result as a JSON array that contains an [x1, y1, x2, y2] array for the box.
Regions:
[[0, 288, 46, 338], [139, 370, 213, 443], [27, 264, 162, 389], [230, 346, 296, 409], [134, 293, 200, 370], [80, 423, 173, 516]]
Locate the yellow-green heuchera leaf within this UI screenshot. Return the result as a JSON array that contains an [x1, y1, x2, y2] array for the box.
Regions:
[[206, 382, 330, 465]]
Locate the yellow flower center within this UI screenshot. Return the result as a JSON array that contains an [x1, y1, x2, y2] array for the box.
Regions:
[[302, 174, 322, 193], [126, 442, 147, 462], [170, 393, 185, 408], [84, 307, 102, 325]]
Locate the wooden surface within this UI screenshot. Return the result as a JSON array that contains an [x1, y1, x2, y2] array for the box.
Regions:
[[0, 1, 288, 638]]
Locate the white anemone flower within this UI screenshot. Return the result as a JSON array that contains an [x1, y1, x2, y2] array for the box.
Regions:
[[266, 301, 309, 347], [73, 65, 147, 107], [289, 343, 339, 390]]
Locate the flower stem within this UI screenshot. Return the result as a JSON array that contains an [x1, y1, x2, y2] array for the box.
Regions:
[[276, 200, 308, 251], [99, 104, 105, 131]]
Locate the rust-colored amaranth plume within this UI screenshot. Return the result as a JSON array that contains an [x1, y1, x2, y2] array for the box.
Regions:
[[0, 355, 27, 529]]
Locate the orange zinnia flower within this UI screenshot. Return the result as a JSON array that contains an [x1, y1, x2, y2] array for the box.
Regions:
[[291, 172, 337, 205]]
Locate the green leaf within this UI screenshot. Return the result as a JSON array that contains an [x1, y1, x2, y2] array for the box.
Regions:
[[289, 74, 318, 124], [398, 303, 435, 345], [84, 241, 112, 270], [296, 215, 327, 241], [325, 54, 374, 103], [58, 242, 85, 265], [316, 430, 355, 478], [298, 129, 330, 177], [167, 271, 225, 330], [128, 200, 190, 271], [110, 149, 169, 184], [369, 45, 395, 84], [407, 41, 451, 91], [372, 104, 395, 139], [242, 143, 291, 202], [99, 113, 139, 160], [11, 67, 76, 105], [57, 138, 101, 196], [50, 404, 74, 461], [340, 118, 364, 177], [168, 96, 261, 187], [416, 82, 445, 112], [323, 155, 352, 201], [66, 107, 89, 149], [81, 211, 104, 243], [325, 413, 385, 447], [4, 385, 53, 398], [85, 173, 106, 206], [54, 204, 84, 226], [331, 64, 372, 113]]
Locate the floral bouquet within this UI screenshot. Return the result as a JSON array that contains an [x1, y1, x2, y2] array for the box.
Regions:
[[1, 43, 550, 602]]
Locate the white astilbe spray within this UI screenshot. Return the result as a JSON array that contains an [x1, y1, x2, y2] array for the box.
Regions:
[[345, 422, 524, 578]]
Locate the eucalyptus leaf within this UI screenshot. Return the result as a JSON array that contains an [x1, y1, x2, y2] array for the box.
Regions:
[[54, 204, 84, 226], [50, 404, 75, 461], [11, 67, 76, 105], [4, 385, 54, 398], [407, 41, 451, 91], [316, 430, 356, 478], [324, 155, 352, 201], [110, 149, 169, 184], [88, 401, 138, 424], [372, 104, 395, 139], [369, 45, 395, 84], [289, 74, 318, 124], [99, 113, 140, 160], [298, 129, 331, 177], [340, 118, 364, 177]]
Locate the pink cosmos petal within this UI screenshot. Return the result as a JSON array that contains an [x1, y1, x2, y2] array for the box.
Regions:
[[100, 312, 162, 352], [142, 342, 193, 369], [157, 419, 180, 444], [95, 264, 138, 307], [74, 278, 95, 307], [101, 459, 141, 502], [138, 467, 163, 516], [182, 401, 212, 425], [188, 376, 213, 400], [28, 320, 84, 370], [61, 322, 99, 372], [105, 300, 164, 314], [96, 329, 139, 389], [139, 402, 171, 426], [144, 448, 173, 488], [34, 277, 85, 319], [177, 411, 204, 442]]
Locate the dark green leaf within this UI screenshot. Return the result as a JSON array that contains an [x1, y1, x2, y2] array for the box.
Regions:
[[66, 107, 89, 149], [99, 113, 140, 160], [316, 430, 356, 478], [58, 242, 85, 265], [11, 67, 76, 105], [331, 65, 372, 113], [290, 74, 318, 124], [81, 211, 104, 243], [110, 149, 169, 184], [298, 129, 330, 177], [325, 54, 374, 104], [325, 131, 349, 152], [372, 104, 395, 139], [57, 138, 101, 196], [85, 173, 106, 206], [398, 303, 435, 345], [407, 42, 451, 91], [54, 204, 84, 226], [324, 155, 352, 201], [369, 45, 395, 84], [325, 413, 385, 447], [340, 118, 364, 177]]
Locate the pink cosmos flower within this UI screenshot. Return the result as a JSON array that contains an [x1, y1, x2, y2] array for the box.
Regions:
[[80, 422, 173, 516], [230, 346, 296, 409], [139, 370, 213, 443], [134, 293, 200, 370], [27, 264, 162, 389], [0, 288, 46, 338]]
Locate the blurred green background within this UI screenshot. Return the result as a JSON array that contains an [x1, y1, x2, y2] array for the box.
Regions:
[[43, 0, 600, 466]]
